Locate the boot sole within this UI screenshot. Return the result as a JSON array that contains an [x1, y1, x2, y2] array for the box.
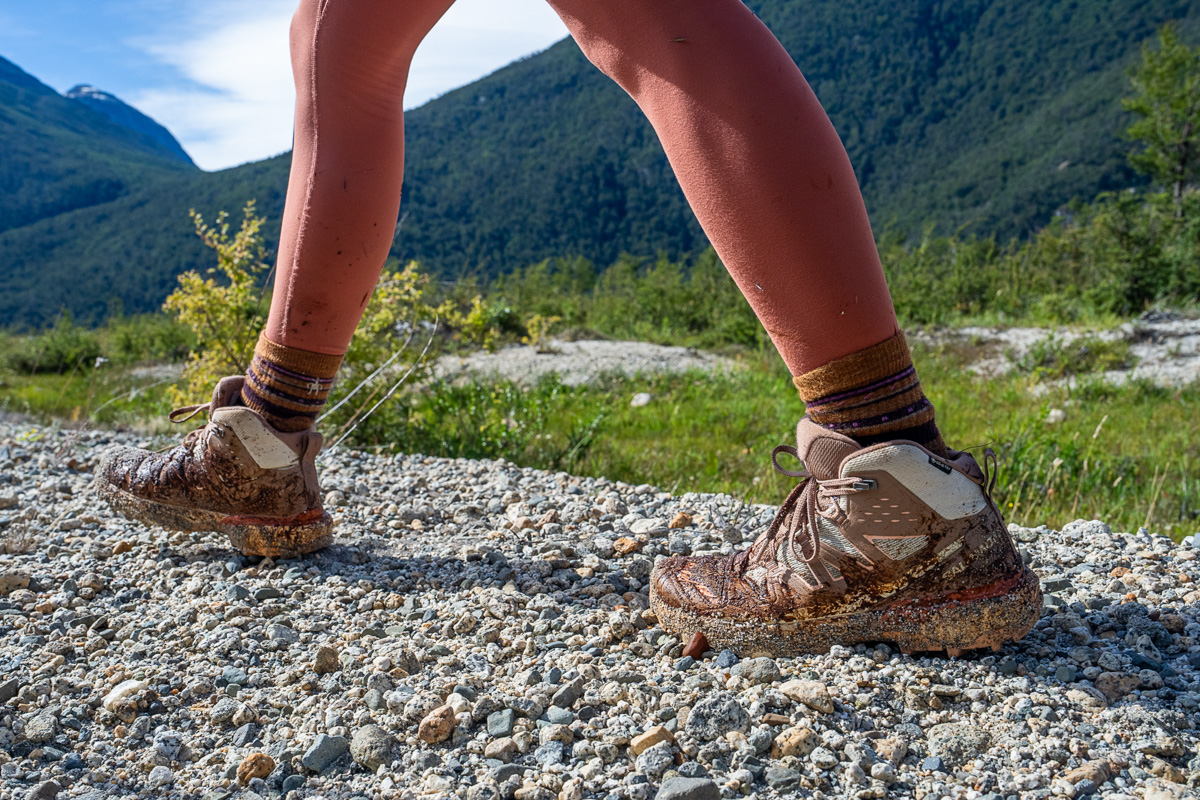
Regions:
[[96, 480, 333, 558], [651, 567, 1043, 658]]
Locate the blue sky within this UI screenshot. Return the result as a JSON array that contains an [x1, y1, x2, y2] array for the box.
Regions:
[[0, 0, 568, 171]]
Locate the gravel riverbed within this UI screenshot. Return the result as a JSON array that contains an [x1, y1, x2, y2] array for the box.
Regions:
[[433, 340, 734, 387], [1, 420, 1198, 800]]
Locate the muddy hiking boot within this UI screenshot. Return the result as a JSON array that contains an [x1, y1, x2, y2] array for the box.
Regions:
[[650, 418, 1041, 657], [96, 376, 333, 557]]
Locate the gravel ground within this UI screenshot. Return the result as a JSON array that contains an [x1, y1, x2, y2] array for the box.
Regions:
[[433, 341, 735, 386], [1, 420, 1199, 800]]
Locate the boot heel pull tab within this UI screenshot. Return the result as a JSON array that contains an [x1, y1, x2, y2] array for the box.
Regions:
[[982, 448, 998, 499]]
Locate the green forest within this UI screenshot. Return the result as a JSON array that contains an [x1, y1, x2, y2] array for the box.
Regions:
[[1, 0, 1198, 327]]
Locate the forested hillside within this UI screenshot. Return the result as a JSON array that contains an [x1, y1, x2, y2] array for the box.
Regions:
[[1, 0, 1196, 327], [65, 85, 195, 167], [0, 57, 193, 236]]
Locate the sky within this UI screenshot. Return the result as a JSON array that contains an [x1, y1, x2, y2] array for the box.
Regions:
[[0, 0, 569, 171]]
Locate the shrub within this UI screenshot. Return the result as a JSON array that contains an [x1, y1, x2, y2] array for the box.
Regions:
[[163, 202, 272, 403], [1010, 334, 1138, 380], [7, 311, 102, 374]]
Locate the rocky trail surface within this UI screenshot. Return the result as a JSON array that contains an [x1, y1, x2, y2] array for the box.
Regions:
[[0, 421, 1198, 800]]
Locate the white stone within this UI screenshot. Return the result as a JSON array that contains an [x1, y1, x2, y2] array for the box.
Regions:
[[102, 679, 148, 712]]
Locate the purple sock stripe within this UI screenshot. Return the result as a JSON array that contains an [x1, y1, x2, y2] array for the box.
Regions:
[[252, 356, 336, 387], [806, 381, 922, 416], [851, 418, 942, 449], [820, 398, 932, 432], [245, 370, 328, 408], [248, 360, 333, 398], [807, 366, 917, 407], [242, 384, 320, 422]]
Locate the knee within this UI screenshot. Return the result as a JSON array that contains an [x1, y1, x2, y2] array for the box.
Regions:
[[568, 25, 641, 93]]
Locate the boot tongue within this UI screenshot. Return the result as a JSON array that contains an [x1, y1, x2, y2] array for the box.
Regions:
[[795, 417, 860, 480]]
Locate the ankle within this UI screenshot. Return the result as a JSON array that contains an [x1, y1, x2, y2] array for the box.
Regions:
[[241, 334, 342, 433], [794, 331, 948, 456]]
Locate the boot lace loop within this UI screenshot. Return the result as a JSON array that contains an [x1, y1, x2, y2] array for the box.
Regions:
[[737, 445, 875, 586], [167, 402, 215, 449]]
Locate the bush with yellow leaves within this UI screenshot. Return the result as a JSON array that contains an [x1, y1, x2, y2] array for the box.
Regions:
[[164, 203, 440, 426]]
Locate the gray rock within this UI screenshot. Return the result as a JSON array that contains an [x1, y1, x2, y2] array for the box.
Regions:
[[635, 740, 676, 779], [487, 709, 515, 737], [655, 777, 720, 800], [266, 624, 300, 644], [24, 712, 57, 743], [731, 657, 781, 685], [550, 677, 584, 708], [545, 707, 573, 725], [210, 697, 240, 726], [0, 678, 19, 703], [221, 665, 249, 686], [302, 734, 350, 773], [350, 725, 396, 771], [23, 781, 60, 800], [232, 723, 259, 747], [713, 650, 739, 669], [684, 692, 749, 740], [810, 746, 839, 770], [764, 766, 804, 791], [927, 723, 990, 769], [1056, 665, 1078, 683], [152, 729, 183, 761], [533, 741, 568, 766], [146, 765, 174, 787]]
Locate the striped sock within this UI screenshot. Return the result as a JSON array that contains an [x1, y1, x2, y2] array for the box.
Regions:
[[793, 331, 948, 456], [240, 335, 343, 433]]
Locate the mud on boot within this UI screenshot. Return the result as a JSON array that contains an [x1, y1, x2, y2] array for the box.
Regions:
[[96, 376, 332, 558], [650, 417, 1041, 657]]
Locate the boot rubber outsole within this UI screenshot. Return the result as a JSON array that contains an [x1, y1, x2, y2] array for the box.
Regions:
[[651, 567, 1043, 658], [96, 480, 333, 558]]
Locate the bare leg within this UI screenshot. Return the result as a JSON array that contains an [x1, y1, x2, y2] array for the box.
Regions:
[[547, 0, 898, 375], [266, 0, 457, 355]]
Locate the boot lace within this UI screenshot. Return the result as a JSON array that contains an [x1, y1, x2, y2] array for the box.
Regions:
[[168, 401, 215, 448], [733, 444, 876, 585]]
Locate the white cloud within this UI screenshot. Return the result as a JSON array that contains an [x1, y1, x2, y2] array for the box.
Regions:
[[130, 0, 568, 171]]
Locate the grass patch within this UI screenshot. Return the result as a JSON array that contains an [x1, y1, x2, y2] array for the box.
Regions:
[[341, 347, 1197, 541], [1009, 334, 1138, 380]]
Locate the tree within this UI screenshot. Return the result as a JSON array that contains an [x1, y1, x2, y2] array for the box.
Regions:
[[1124, 24, 1200, 217]]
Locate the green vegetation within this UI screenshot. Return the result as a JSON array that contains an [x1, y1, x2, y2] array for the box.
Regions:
[[1008, 334, 1138, 380], [2, 1, 1199, 326], [1125, 24, 1200, 214]]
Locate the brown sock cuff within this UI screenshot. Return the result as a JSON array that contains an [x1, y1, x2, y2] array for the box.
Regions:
[[793, 330, 910, 402], [255, 334, 343, 380]]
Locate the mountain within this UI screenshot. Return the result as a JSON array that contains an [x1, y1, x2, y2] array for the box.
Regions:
[[66, 85, 194, 166], [0, 0, 1197, 328], [0, 56, 194, 238]]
